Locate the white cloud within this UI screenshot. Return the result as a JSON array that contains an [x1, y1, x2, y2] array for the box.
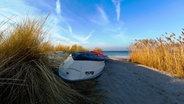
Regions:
[[114, 33, 125, 40], [67, 25, 73, 34], [90, 6, 110, 25], [51, 32, 78, 45], [0, 0, 42, 34], [56, 0, 61, 15], [112, 0, 122, 22], [97, 6, 109, 23], [83, 31, 94, 41], [90, 19, 102, 25], [50, 24, 94, 46], [0, 0, 96, 47], [67, 25, 94, 44], [73, 30, 94, 43]]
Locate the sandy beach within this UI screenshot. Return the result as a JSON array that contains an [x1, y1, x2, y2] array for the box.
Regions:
[[95, 59, 184, 104]]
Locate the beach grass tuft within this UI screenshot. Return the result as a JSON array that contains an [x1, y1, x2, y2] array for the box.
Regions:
[[0, 17, 83, 104], [130, 29, 184, 77]]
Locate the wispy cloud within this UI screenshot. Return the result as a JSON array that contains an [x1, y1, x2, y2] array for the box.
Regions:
[[74, 31, 94, 43], [0, 0, 39, 17], [112, 0, 121, 22], [97, 6, 109, 23], [67, 25, 94, 44], [90, 6, 109, 25], [67, 25, 73, 34], [0, 0, 42, 33], [85, 31, 94, 41], [51, 32, 78, 45], [56, 0, 61, 15]]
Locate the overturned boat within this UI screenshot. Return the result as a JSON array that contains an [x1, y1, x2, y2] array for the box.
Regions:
[[58, 52, 105, 81]]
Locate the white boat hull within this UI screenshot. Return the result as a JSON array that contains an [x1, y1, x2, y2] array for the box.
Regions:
[[58, 56, 105, 81]]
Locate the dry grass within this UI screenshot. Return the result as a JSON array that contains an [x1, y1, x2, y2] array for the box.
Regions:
[[68, 44, 89, 53], [130, 30, 184, 77], [54, 44, 89, 53], [0, 17, 84, 104], [93, 47, 102, 52], [54, 44, 70, 52]]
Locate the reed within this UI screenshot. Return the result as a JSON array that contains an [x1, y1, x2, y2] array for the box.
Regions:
[[130, 30, 184, 77], [0, 17, 83, 104]]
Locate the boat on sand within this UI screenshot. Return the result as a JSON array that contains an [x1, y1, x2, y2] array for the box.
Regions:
[[58, 52, 105, 81]]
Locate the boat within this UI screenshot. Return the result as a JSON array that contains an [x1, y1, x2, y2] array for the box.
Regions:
[[90, 51, 107, 57], [58, 52, 105, 81]]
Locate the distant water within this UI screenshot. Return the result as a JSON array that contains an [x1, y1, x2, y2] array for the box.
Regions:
[[102, 51, 129, 59]]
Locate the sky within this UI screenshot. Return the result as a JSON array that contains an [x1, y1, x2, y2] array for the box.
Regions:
[[0, 0, 184, 50]]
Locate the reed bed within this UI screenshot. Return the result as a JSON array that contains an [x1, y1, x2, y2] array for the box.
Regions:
[[130, 30, 184, 77], [0, 18, 84, 104]]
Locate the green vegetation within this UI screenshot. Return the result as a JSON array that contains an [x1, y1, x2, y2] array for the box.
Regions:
[[130, 29, 184, 78]]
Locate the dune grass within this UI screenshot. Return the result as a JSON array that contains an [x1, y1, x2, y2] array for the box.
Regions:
[[54, 44, 70, 52], [54, 44, 89, 53], [0, 17, 85, 104], [130, 30, 184, 78], [93, 47, 102, 52], [68, 44, 89, 53]]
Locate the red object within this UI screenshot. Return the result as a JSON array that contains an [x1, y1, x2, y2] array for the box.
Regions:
[[91, 51, 106, 57]]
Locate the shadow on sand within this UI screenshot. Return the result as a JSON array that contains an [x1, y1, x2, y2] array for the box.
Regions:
[[67, 59, 184, 104]]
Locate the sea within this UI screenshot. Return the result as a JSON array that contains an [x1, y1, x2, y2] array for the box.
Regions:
[[102, 51, 129, 59]]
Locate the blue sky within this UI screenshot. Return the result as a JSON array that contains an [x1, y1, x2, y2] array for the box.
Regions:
[[0, 0, 184, 50]]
